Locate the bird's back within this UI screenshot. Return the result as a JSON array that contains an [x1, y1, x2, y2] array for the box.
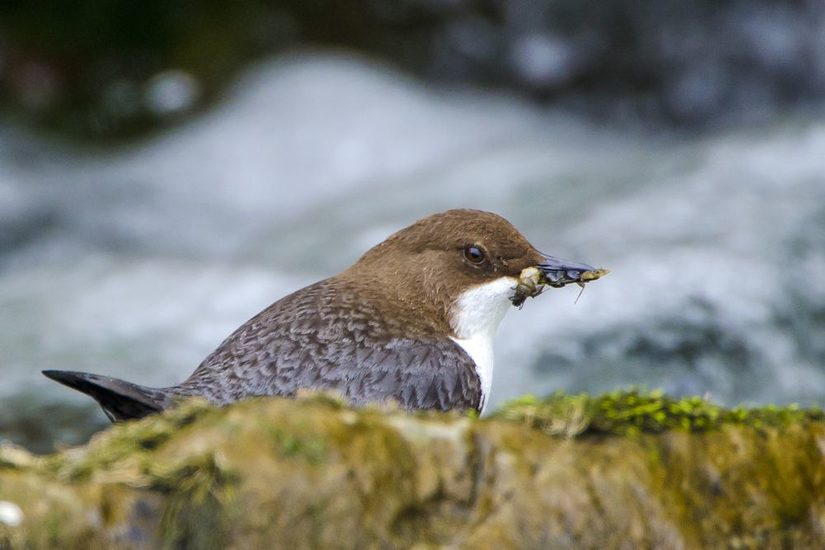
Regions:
[[173, 277, 483, 411]]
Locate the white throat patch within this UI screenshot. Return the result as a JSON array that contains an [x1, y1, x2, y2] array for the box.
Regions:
[[449, 277, 517, 413]]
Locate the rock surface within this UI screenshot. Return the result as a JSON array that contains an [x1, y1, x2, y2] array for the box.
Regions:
[[1, 392, 824, 549]]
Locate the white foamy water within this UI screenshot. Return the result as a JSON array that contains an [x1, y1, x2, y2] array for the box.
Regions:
[[1, 54, 824, 449]]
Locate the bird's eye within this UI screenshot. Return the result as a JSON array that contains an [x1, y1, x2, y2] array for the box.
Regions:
[[464, 245, 486, 264]]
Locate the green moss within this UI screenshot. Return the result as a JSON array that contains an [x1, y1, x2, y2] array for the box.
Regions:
[[264, 426, 326, 465], [493, 389, 825, 436]]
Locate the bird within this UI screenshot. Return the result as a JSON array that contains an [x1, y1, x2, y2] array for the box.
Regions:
[[43, 209, 606, 421]]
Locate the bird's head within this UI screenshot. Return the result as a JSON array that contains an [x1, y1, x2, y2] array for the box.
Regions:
[[346, 209, 607, 339]]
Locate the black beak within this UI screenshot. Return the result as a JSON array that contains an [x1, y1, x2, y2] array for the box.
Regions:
[[538, 254, 604, 288]]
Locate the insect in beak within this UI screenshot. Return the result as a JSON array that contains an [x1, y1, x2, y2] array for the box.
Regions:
[[511, 258, 610, 308]]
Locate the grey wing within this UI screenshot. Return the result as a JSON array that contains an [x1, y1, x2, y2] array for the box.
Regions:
[[342, 338, 482, 412], [177, 334, 482, 412]]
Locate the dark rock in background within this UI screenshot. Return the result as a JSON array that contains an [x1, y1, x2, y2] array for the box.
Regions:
[[2, 0, 825, 139], [0, 394, 106, 454]]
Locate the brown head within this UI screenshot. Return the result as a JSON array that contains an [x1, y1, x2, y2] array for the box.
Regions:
[[342, 209, 598, 339]]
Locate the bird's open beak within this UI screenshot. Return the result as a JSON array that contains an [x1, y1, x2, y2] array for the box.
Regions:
[[538, 254, 609, 288]]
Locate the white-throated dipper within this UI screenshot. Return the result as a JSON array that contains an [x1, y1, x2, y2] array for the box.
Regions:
[[43, 209, 607, 421]]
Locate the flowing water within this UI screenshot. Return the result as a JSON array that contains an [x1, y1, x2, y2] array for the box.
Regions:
[[2, 54, 824, 451]]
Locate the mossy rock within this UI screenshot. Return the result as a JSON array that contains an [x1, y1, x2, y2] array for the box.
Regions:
[[1, 392, 824, 549]]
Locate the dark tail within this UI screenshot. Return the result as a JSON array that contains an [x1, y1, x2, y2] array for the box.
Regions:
[[42, 370, 174, 422]]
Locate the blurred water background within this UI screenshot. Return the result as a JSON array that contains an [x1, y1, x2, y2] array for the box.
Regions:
[[2, 1, 825, 452]]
